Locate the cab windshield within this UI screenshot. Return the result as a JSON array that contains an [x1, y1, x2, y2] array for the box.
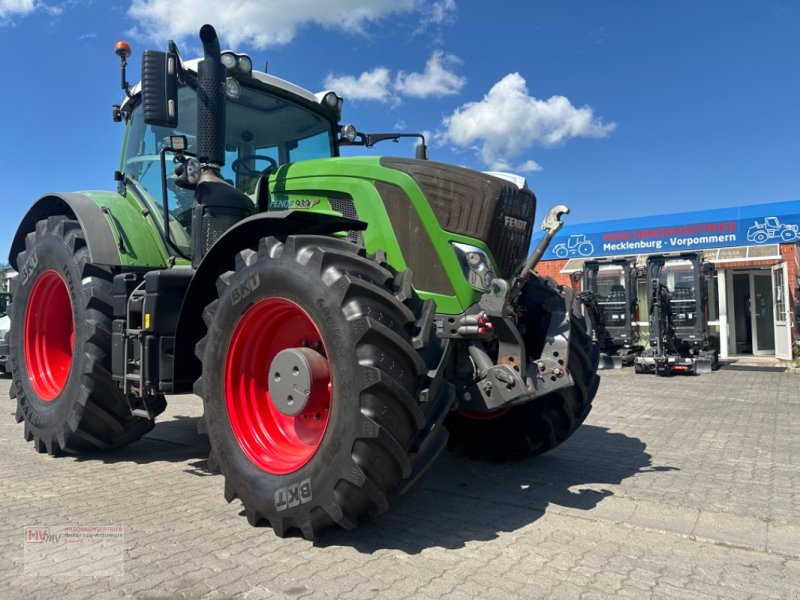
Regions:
[[123, 81, 337, 253]]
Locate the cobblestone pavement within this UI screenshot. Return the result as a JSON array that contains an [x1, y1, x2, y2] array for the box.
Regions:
[[1, 366, 799, 599]]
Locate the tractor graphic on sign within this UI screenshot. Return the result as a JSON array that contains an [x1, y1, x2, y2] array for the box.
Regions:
[[552, 234, 594, 258], [746, 217, 800, 243]]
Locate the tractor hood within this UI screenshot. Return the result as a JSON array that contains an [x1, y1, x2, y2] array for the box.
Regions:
[[379, 158, 537, 278]]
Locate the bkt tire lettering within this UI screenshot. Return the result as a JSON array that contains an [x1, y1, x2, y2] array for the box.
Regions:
[[20, 251, 39, 285], [231, 274, 260, 306], [274, 479, 312, 512]]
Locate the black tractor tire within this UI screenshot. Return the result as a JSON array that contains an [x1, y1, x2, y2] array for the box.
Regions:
[[446, 310, 600, 461], [9, 216, 165, 455], [195, 235, 441, 539]]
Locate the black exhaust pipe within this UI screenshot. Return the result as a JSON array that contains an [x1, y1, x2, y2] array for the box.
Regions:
[[200, 23, 220, 58], [191, 24, 254, 267], [197, 24, 225, 168]]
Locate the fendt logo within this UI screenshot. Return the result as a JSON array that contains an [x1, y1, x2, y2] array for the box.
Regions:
[[274, 479, 312, 512], [504, 216, 529, 232]]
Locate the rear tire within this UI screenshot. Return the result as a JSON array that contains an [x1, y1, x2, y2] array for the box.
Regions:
[[195, 235, 440, 539], [446, 288, 600, 460], [10, 216, 165, 455]]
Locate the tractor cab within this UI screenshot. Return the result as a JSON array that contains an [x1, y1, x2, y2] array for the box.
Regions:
[[116, 53, 343, 261]]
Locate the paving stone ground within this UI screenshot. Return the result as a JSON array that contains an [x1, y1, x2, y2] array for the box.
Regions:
[[1, 366, 798, 599]]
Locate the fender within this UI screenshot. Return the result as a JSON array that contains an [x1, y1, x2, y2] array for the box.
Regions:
[[9, 192, 169, 269], [172, 210, 367, 390]]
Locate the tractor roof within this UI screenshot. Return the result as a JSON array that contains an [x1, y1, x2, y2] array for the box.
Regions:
[[121, 56, 335, 113]]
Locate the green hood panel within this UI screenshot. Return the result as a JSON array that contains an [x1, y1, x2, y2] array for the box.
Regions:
[[266, 156, 489, 314]]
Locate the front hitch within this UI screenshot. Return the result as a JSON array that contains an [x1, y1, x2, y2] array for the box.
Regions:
[[464, 205, 575, 411]]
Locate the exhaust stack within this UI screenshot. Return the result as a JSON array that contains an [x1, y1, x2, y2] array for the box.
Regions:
[[196, 24, 226, 170], [191, 24, 254, 267]]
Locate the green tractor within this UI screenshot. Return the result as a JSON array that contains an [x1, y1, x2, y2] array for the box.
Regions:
[[8, 25, 599, 538]]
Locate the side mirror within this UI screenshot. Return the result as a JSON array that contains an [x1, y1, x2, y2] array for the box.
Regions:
[[141, 50, 179, 128], [415, 142, 429, 160]]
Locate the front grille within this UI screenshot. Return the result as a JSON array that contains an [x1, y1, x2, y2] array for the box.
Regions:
[[485, 184, 536, 277], [381, 158, 536, 277]]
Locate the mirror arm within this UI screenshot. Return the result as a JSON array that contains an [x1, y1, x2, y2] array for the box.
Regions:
[[120, 56, 133, 98], [158, 145, 191, 261]]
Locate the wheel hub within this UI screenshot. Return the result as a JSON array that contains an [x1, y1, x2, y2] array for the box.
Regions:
[[268, 348, 330, 417]]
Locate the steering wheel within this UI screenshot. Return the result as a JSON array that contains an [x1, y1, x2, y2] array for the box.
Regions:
[[231, 154, 278, 177]]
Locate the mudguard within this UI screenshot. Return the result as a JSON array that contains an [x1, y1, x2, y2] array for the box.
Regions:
[[172, 210, 367, 390], [9, 192, 169, 269]]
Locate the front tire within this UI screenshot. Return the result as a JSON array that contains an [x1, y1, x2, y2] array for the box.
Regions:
[[195, 235, 438, 538], [446, 286, 600, 460], [10, 216, 165, 455]]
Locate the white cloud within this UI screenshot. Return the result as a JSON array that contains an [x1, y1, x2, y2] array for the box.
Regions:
[[517, 159, 543, 173], [396, 50, 465, 98], [325, 51, 465, 103], [128, 0, 419, 48], [440, 72, 616, 170], [429, 0, 456, 25], [0, 0, 35, 20], [413, 0, 456, 36], [323, 67, 393, 102], [0, 0, 64, 24]]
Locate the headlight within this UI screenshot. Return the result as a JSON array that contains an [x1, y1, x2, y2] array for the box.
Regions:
[[221, 52, 237, 70], [340, 124, 357, 143], [237, 55, 252, 76], [320, 92, 343, 119], [225, 77, 241, 99], [323, 92, 339, 109], [452, 243, 496, 290], [221, 52, 252, 77]]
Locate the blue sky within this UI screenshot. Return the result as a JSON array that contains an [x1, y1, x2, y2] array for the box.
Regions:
[[0, 1, 797, 262]]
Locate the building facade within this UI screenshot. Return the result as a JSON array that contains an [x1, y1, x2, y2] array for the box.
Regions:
[[534, 200, 800, 360]]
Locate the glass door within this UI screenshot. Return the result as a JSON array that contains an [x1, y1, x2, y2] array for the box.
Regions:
[[772, 263, 792, 360], [750, 272, 775, 355]]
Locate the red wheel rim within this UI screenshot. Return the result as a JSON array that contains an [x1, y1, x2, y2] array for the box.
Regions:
[[24, 270, 74, 401], [225, 298, 332, 474]]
